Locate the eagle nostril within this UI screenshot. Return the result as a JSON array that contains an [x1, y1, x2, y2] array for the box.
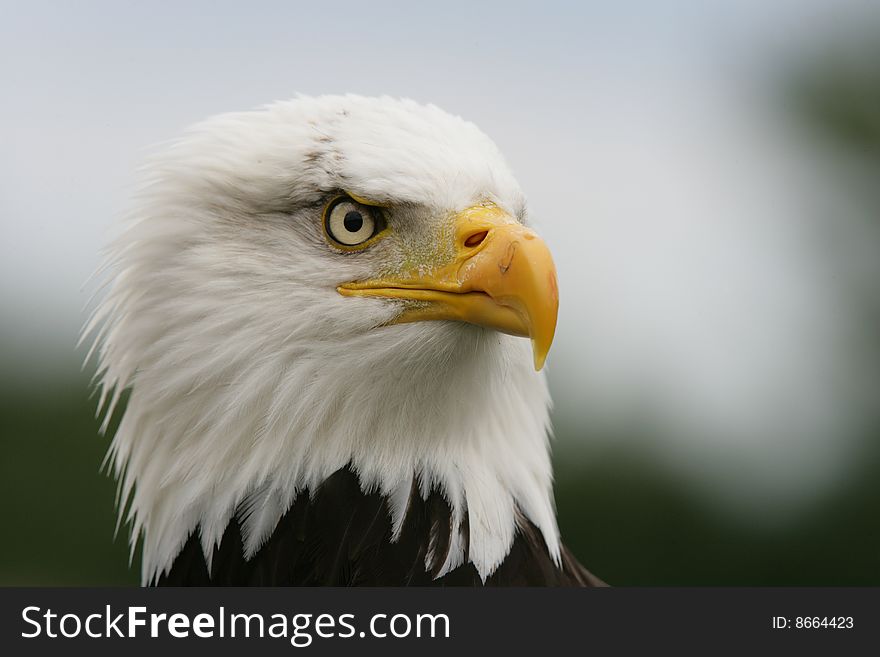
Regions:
[[464, 230, 489, 248]]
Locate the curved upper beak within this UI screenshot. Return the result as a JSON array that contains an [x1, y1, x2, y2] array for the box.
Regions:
[[337, 203, 559, 370]]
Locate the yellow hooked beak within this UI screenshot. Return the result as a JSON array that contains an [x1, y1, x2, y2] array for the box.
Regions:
[[337, 203, 559, 370]]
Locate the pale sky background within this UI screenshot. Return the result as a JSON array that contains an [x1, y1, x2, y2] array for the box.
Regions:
[[2, 0, 879, 518]]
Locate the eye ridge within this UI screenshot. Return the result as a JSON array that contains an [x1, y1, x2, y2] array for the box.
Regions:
[[323, 196, 386, 250]]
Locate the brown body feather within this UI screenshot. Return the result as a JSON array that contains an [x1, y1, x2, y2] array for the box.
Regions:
[[158, 466, 604, 587]]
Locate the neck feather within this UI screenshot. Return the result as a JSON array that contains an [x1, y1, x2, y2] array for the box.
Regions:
[[104, 320, 558, 584]]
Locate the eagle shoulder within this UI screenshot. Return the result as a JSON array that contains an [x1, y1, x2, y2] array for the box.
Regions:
[[158, 466, 603, 587]]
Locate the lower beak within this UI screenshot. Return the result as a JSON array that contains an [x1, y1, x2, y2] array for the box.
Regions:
[[337, 203, 558, 370]]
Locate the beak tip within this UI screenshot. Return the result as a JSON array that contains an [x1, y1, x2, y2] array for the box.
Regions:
[[532, 343, 548, 371]]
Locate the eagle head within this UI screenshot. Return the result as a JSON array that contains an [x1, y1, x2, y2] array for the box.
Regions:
[[87, 95, 562, 584]]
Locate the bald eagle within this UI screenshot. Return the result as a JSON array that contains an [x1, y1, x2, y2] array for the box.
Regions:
[[85, 95, 603, 586]]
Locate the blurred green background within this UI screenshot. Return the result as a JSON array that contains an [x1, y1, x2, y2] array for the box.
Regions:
[[3, 365, 879, 586], [1, 1, 879, 585]]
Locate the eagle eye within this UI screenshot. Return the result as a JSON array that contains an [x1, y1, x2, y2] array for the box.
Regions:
[[324, 197, 385, 249]]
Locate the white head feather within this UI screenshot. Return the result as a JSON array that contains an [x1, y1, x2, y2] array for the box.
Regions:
[[85, 95, 559, 584]]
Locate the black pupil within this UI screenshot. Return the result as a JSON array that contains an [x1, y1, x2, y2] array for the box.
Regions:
[[343, 210, 364, 233]]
